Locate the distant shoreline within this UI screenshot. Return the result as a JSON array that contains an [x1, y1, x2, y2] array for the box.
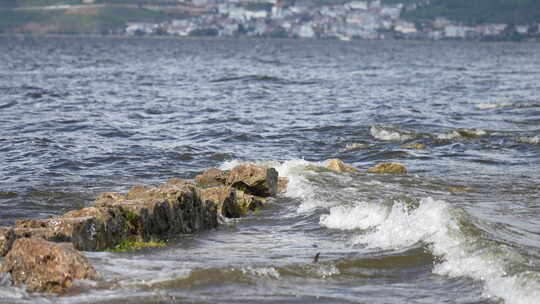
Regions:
[[0, 33, 538, 43]]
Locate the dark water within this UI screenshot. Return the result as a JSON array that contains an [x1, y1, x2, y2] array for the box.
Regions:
[[1, 36, 540, 304]]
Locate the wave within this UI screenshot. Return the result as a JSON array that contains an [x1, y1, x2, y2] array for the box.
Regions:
[[517, 135, 540, 145], [370, 125, 415, 142], [320, 197, 540, 304], [436, 128, 488, 140], [210, 74, 316, 85], [476, 102, 540, 110]]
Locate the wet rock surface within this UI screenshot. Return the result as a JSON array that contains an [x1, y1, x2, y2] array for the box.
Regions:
[[0, 163, 283, 294], [325, 158, 359, 173], [226, 164, 278, 197], [0, 238, 97, 294], [366, 162, 408, 174]]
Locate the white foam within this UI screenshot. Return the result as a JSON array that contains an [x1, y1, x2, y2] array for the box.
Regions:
[[274, 159, 339, 212], [320, 202, 389, 230], [241, 266, 281, 279], [476, 102, 514, 110], [518, 136, 540, 145], [219, 159, 245, 170], [321, 197, 540, 304], [370, 126, 414, 142], [437, 128, 487, 140]]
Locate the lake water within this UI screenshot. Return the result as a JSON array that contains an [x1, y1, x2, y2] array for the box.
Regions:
[[1, 36, 540, 304]]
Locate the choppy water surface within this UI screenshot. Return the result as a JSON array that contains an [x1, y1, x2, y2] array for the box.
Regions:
[[1, 37, 540, 304]]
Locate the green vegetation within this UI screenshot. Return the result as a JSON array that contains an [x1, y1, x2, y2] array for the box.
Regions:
[[0, 10, 46, 29], [106, 238, 166, 253], [16, 0, 82, 6], [404, 0, 540, 24], [0, 6, 188, 34]]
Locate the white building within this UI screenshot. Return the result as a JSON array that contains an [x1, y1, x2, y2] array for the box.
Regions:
[[347, 1, 368, 10], [297, 22, 315, 38], [394, 20, 417, 34]]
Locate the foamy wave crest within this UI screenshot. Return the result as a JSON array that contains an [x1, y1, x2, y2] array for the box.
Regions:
[[476, 102, 540, 110], [370, 125, 414, 141], [476, 102, 514, 110], [518, 136, 540, 145], [322, 198, 540, 304], [274, 159, 342, 212], [320, 202, 389, 230], [241, 267, 281, 279], [437, 128, 487, 140]]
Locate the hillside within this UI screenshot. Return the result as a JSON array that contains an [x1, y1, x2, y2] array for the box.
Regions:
[[403, 0, 540, 25]]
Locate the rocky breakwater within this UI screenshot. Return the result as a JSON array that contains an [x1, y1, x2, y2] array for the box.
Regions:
[[0, 163, 284, 294]]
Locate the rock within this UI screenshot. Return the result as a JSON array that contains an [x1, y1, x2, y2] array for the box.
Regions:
[[344, 143, 368, 151], [366, 162, 407, 174], [199, 186, 265, 218], [0, 238, 97, 294], [325, 158, 359, 173], [277, 177, 289, 193], [95, 182, 218, 242], [226, 164, 278, 197], [456, 128, 487, 138], [401, 143, 427, 150], [61, 207, 128, 252], [233, 189, 266, 215], [15, 217, 101, 245], [195, 168, 229, 188], [0, 227, 15, 256], [448, 186, 474, 193]]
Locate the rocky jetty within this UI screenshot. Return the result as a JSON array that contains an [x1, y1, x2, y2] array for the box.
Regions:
[[0, 163, 281, 294]]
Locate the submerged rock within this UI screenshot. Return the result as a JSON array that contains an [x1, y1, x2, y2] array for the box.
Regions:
[[366, 162, 407, 174], [226, 164, 278, 197], [448, 186, 474, 193], [344, 143, 368, 151], [325, 158, 359, 173], [0, 238, 97, 294], [401, 143, 427, 150]]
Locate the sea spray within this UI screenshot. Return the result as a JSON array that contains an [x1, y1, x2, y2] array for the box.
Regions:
[[320, 197, 540, 304]]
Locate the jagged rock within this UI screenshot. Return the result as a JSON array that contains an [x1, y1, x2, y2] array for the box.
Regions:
[[325, 158, 359, 173], [95, 182, 218, 241], [195, 168, 229, 188], [401, 143, 427, 150], [14, 216, 104, 246], [199, 186, 265, 218], [61, 207, 128, 252], [233, 189, 265, 215], [0, 227, 15, 256], [199, 186, 237, 218], [226, 164, 278, 197], [366, 162, 407, 174], [0, 238, 97, 294], [277, 177, 289, 193]]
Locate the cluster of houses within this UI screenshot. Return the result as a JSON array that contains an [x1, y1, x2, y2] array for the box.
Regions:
[[125, 0, 540, 40]]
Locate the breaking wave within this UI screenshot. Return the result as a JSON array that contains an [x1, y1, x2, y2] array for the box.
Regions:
[[370, 125, 415, 142], [319, 197, 540, 304]]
